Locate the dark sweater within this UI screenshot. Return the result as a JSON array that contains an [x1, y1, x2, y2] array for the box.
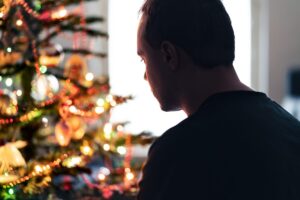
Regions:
[[138, 91, 300, 200]]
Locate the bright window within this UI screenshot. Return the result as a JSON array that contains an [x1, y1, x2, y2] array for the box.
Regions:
[[108, 0, 251, 135]]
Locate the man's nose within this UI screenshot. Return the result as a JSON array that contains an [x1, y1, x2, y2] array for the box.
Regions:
[[144, 72, 147, 81]]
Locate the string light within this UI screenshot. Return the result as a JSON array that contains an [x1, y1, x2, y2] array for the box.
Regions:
[[80, 141, 93, 156], [125, 171, 134, 181], [51, 7, 68, 19], [40, 65, 47, 73], [98, 173, 106, 181], [106, 95, 113, 102], [85, 72, 94, 81], [5, 78, 13, 87], [104, 123, 113, 139], [3, 154, 69, 188], [69, 105, 77, 113], [6, 47, 12, 53], [34, 165, 43, 173], [42, 117, 48, 126], [117, 125, 124, 132], [15, 0, 40, 19], [103, 144, 110, 151], [96, 98, 105, 106], [8, 188, 14, 195], [117, 146, 126, 155], [0, 12, 4, 18], [16, 19, 23, 26], [63, 156, 83, 168], [95, 106, 104, 114], [16, 90, 23, 97]]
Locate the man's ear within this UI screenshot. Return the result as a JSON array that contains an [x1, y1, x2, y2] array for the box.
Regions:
[[160, 41, 179, 70]]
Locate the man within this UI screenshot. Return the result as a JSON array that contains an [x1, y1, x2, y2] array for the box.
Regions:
[[137, 0, 300, 199]]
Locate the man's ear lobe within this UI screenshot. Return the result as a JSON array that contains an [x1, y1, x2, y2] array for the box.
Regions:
[[160, 41, 179, 70]]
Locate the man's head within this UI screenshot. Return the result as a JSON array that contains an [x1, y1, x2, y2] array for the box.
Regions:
[[137, 0, 236, 112], [140, 0, 235, 68]]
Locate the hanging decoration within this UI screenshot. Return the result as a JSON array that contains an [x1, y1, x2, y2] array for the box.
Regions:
[[55, 120, 72, 146], [0, 50, 22, 68], [0, 141, 27, 174], [38, 43, 64, 67], [0, 90, 18, 116], [31, 74, 60, 102], [64, 54, 87, 85], [67, 116, 86, 140]]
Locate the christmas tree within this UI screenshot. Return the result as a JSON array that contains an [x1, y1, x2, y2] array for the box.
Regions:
[[0, 0, 154, 199]]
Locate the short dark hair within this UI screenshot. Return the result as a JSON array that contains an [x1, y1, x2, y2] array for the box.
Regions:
[[140, 0, 235, 68]]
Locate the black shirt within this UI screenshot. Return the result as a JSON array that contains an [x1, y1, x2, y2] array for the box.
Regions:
[[138, 91, 300, 200]]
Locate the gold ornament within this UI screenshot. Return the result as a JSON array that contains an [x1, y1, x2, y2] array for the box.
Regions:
[[38, 43, 64, 67], [31, 74, 60, 102], [0, 174, 19, 184], [0, 142, 26, 174], [0, 0, 12, 18], [80, 140, 93, 156], [55, 120, 72, 146], [0, 50, 22, 67], [64, 54, 87, 85], [0, 91, 18, 116], [67, 116, 86, 140]]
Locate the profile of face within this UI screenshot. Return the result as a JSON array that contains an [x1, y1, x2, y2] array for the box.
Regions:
[[137, 16, 180, 111]]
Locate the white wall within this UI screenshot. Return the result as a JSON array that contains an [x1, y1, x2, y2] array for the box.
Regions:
[[108, 0, 251, 135], [254, 0, 300, 103]]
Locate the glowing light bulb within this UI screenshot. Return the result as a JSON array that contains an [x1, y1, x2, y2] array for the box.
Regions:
[[40, 65, 47, 73], [85, 72, 94, 81], [98, 173, 106, 181], [16, 90, 23, 97], [106, 94, 113, 102], [69, 105, 77, 113], [8, 188, 14, 195], [110, 100, 117, 107], [104, 123, 113, 139], [125, 172, 134, 181], [99, 167, 110, 176], [117, 125, 124, 132], [6, 47, 12, 53], [97, 98, 105, 106], [103, 144, 110, 151], [5, 78, 13, 87], [16, 19, 23, 26], [34, 165, 43, 173], [117, 146, 127, 155], [52, 7, 68, 19], [95, 106, 104, 114], [0, 12, 4, 18], [42, 117, 48, 125]]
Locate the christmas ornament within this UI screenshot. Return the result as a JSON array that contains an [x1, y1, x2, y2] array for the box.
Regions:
[[12, 34, 29, 53], [55, 120, 72, 146], [0, 142, 27, 174], [0, 174, 19, 184], [0, 50, 22, 67], [51, 6, 68, 20], [67, 116, 86, 140], [64, 54, 87, 85], [0, 90, 18, 116], [38, 43, 64, 67], [0, 0, 11, 18], [31, 74, 60, 102]]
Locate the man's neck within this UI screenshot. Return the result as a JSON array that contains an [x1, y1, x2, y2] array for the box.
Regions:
[[180, 66, 252, 116]]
